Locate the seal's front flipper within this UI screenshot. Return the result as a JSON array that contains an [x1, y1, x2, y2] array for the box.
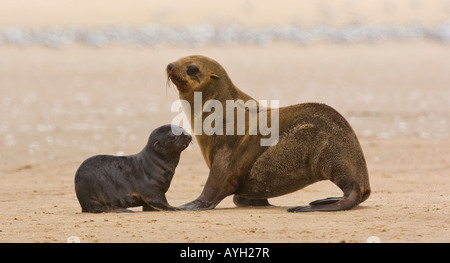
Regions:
[[308, 197, 342, 206], [179, 168, 237, 211], [179, 199, 217, 211], [143, 200, 181, 211], [233, 195, 272, 207]]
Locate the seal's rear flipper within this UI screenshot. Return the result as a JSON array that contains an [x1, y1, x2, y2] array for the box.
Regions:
[[287, 184, 361, 212], [308, 197, 342, 206], [233, 195, 272, 207]]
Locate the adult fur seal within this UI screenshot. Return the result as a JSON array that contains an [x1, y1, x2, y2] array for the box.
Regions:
[[74, 124, 191, 213], [167, 55, 371, 212]]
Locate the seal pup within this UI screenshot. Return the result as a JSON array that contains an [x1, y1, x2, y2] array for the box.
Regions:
[[167, 55, 371, 212], [74, 124, 192, 213]]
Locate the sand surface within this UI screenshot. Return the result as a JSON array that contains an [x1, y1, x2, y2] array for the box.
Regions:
[[0, 42, 449, 243]]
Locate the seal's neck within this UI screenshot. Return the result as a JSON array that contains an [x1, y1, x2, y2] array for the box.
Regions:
[[181, 81, 259, 168], [210, 81, 255, 102], [138, 149, 180, 175]]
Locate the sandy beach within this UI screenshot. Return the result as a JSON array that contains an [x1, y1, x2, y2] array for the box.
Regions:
[[0, 1, 449, 243]]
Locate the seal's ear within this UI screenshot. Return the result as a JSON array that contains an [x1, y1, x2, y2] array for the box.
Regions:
[[153, 141, 161, 151], [210, 73, 220, 79]]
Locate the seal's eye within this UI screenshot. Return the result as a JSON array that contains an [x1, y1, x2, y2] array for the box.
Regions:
[[187, 65, 199, 76], [168, 133, 176, 140]]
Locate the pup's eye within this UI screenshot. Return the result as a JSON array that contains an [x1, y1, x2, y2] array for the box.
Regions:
[[187, 65, 199, 76], [168, 133, 176, 139]]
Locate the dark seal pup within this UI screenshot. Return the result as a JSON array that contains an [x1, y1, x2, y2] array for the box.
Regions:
[[74, 124, 192, 213], [167, 55, 371, 212]]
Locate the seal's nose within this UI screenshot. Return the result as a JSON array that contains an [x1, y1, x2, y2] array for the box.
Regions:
[[186, 134, 192, 142], [167, 63, 173, 71]]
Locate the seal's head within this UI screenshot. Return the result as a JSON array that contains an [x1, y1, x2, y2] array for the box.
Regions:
[[147, 124, 192, 157], [166, 55, 227, 96]]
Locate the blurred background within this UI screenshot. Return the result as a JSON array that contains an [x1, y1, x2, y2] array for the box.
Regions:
[[0, 0, 449, 163], [1, 0, 450, 46]]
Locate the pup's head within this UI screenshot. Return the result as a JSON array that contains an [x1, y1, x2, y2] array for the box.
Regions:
[[148, 124, 192, 156]]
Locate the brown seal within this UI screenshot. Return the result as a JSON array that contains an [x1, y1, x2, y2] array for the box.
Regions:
[[74, 124, 191, 213], [167, 55, 371, 212]]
